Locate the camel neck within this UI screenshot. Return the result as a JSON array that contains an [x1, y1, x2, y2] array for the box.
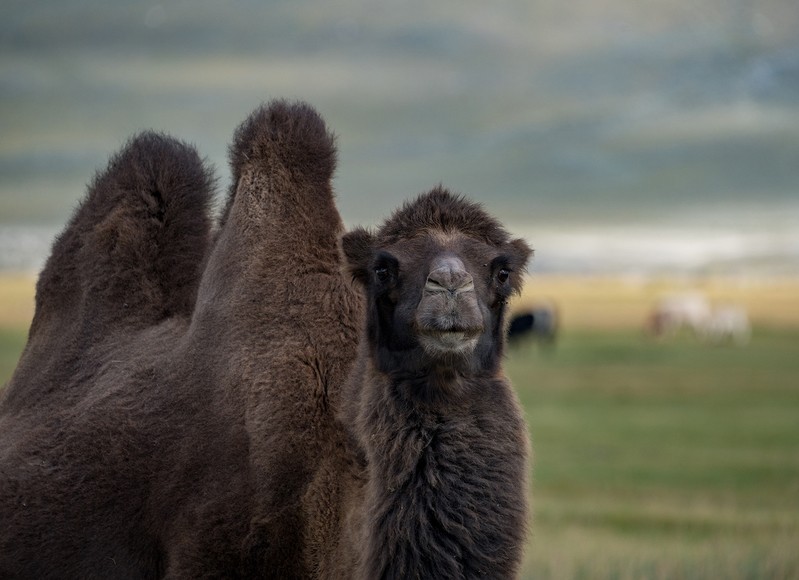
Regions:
[[352, 369, 524, 579], [357, 387, 463, 579]]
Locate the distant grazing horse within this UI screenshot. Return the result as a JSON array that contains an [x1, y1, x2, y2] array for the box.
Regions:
[[703, 305, 751, 345], [647, 293, 711, 338], [648, 294, 750, 346]]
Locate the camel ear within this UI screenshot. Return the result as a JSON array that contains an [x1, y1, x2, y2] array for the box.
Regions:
[[507, 237, 533, 295], [341, 227, 375, 285]]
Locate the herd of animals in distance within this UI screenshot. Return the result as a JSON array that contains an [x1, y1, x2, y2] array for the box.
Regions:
[[508, 292, 750, 350]]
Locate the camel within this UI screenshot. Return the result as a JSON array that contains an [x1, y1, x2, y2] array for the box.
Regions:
[[339, 188, 533, 578], [0, 101, 361, 579], [0, 100, 531, 578]]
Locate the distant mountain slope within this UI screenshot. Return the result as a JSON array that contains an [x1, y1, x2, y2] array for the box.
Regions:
[[1, 0, 797, 266]]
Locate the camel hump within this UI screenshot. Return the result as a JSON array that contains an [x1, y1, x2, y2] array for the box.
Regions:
[[218, 100, 338, 231], [31, 132, 216, 341], [229, 99, 336, 188]]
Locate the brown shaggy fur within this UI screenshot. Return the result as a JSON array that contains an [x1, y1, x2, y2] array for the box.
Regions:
[[340, 189, 532, 578], [0, 100, 531, 578], [0, 102, 362, 579]]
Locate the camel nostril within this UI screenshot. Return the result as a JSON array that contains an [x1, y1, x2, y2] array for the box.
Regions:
[[426, 257, 474, 295]]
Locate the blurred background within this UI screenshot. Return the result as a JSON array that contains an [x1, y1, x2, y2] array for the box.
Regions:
[[1, 1, 798, 578], [2, 0, 799, 275]]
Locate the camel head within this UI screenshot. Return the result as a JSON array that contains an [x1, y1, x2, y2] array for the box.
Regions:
[[342, 187, 532, 381]]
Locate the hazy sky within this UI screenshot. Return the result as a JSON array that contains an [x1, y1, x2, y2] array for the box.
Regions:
[[1, 0, 798, 274]]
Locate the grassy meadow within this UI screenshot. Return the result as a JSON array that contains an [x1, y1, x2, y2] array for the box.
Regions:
[[513, 276, 799, 578], [1, 274, 798, 579]]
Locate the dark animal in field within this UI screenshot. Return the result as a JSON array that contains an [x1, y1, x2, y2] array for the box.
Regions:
[[507, 305, 558, 346], [0, 101, 531, 578]]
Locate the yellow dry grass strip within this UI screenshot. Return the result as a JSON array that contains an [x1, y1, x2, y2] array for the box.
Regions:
[[514, 274, 799, 331], [2, 273, 798, 332], [0, 274, 35, 329]]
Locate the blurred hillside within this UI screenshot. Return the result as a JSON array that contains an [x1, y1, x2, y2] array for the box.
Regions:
[[1, 0, 798, 274]]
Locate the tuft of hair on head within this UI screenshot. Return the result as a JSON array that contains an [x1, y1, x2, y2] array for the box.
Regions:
[[228, 99, 337, 188], [377, 186, 533, 287], [377, 186, 513, 247]]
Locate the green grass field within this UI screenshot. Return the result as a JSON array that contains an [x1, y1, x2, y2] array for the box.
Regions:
[[511, 328, 799, 579], [1, 277, 798, 579]]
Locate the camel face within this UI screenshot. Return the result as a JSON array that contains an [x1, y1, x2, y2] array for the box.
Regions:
[[416, 252, 482, 356], [375, 234, 508, 362], [343, 188, 532, 376]]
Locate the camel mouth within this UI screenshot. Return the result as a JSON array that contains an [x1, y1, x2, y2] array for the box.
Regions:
[[414, 299, 484, 356], [417, 326, 482, 355]]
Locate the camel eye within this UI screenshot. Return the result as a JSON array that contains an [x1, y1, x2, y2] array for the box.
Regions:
[[497, 268, 510, 283], [375, 267, 389, 282]]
